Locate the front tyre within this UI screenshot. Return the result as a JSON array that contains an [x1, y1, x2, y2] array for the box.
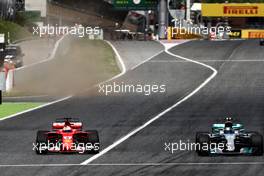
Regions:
[[251, 134, 263, 156], [86, 130, 100, 154], [196, 133, 210, 156], [35, 131, 49, 155]]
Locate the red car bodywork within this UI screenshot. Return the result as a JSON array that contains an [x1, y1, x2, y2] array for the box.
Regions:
[[35, 118, 99, 154]]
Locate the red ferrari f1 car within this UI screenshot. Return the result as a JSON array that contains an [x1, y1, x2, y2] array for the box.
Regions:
[[35, 118, 100, 154]]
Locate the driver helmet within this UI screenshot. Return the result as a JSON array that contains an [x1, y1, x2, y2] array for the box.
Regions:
[[224, 117, 233, 128], [63, 125, 72, 132]]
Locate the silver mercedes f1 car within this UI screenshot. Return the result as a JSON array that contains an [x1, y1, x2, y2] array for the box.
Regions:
[[196, 117, 263, 156]]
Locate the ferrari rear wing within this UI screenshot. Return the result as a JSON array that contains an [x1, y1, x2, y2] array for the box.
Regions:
[[52, 118, 82, 130]]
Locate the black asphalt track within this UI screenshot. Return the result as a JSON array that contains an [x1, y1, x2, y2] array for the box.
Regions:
[[0, 40, 263, 176]]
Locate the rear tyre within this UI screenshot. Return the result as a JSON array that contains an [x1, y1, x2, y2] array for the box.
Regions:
[[196, 132, 210, 156], [35, 130, 49, 155], [251, 134, 263, 156], [85, 130, 100, 154]]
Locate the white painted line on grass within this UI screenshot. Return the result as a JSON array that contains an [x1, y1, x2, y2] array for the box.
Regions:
[[80, 42, 218, 165]]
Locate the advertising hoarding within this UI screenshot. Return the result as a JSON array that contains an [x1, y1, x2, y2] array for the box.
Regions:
[[202, 3, 264, 17]]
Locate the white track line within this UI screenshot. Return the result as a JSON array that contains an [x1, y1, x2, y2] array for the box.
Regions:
[[2, 95, 50, 99], [149, 60, 264, 63], [105, 41, 126, 76], [1, 162, 264, 167], [0, 96, 71, 121], [16, 35, 67, 71], [2, 41, 262, 167], [81, 43, 218, 165], [130, 50, 164, 70], [130, 40, 189, 70]]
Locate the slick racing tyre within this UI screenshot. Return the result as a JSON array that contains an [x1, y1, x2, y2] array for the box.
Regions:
[[86, 130, 100, 154], [196, 132, 210, 156], [35, 131, 49, 155], [251, 133, 263, 156]]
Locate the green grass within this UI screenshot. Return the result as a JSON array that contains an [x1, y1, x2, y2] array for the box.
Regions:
[[0, 20, 32, 42], [0, 103, 43, 118]]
